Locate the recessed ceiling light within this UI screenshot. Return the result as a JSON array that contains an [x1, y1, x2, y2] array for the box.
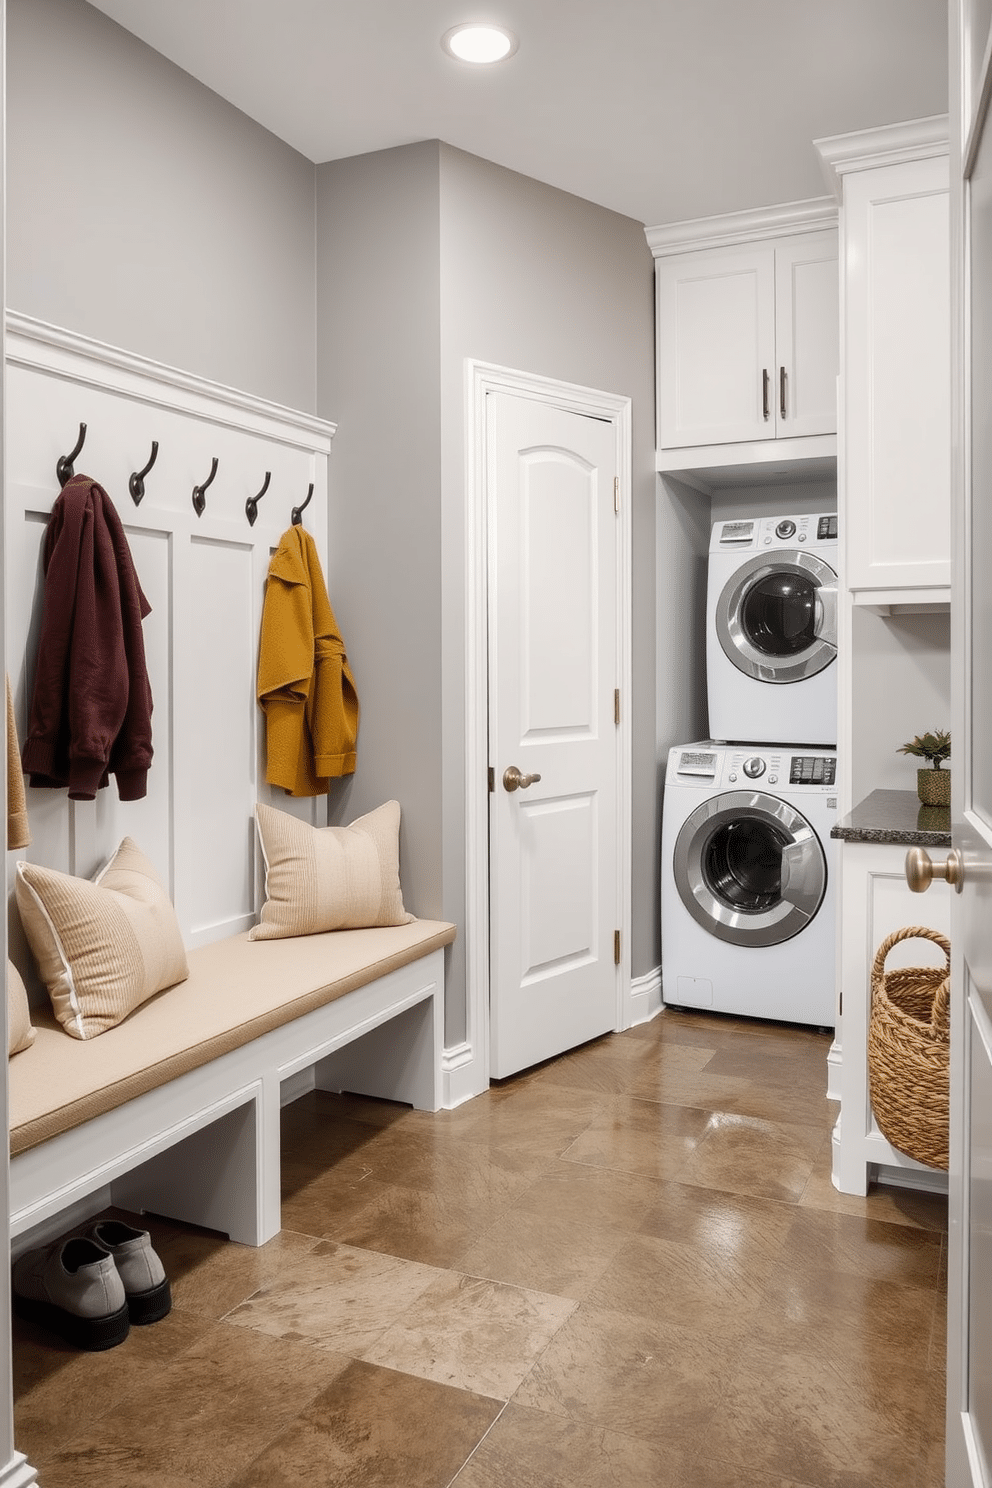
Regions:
[[442, 23, 518, 65]]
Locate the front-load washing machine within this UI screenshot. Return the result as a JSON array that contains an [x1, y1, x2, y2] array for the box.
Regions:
[[706, 511, 838, 746], [661, 740, 837, 1026]]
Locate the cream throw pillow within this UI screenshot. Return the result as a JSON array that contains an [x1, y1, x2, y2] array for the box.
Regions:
[[7, 960, 35, 1056], [251, 800, 414, 940], [15, 839, 189, 1040]]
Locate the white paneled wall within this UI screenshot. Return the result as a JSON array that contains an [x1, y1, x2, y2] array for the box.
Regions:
[[5, 315, 334, 988]]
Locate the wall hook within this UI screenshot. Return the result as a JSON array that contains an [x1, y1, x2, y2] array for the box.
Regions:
[[291, 482, 314, 527], [192, 457, 219, 517], [129, 440, 159, 506], [245, 471, 271, 527], [56, 422, 87, 488]]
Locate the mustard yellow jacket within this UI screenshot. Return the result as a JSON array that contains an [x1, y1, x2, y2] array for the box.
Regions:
[[257, 526, 358, 797]]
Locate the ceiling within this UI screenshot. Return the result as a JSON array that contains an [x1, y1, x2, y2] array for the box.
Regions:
[[86, 0, 950, 228]]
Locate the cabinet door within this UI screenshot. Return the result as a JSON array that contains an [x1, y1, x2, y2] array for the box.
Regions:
[[656, 245, 776, 449], [775, 231, 839, 438], [843, 155, 950, 592]]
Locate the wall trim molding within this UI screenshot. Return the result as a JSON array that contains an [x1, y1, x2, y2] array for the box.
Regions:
[[0, 1454, 39, 1488], [442, 1041, 482, 1109], [629, 966, 663, 1025], [464, 359, 633, 1084], [645, 197, 837, 258], [814, 114, 949, 199], [5, 311, 335, 450]]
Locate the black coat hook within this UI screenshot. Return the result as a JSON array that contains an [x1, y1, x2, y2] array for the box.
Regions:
[[129, 440, 159, 506], [291, 482, 314, 527], [56, 423, 87, 488], [245, 471, 271, 528], [192, 457, 219, 517]]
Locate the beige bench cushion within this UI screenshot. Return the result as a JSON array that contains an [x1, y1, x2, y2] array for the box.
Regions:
[[9, 918, 455, 1156]]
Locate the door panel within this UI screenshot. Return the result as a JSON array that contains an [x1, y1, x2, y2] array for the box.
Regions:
[[775, 233, 839, 438], [950, 5, 992, 1482], [488, 392, 619, 1078]]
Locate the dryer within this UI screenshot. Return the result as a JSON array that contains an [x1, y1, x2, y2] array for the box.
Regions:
[[706, 512, 838, 747], [661, 741, 837, 1026]]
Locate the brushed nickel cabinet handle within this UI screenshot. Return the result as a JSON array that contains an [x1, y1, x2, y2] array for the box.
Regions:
[[780, 366, 787, 419], [762, 368, 770, 421]]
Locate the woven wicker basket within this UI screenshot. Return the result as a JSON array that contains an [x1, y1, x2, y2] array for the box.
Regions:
[[867, 925, 950, 1170]]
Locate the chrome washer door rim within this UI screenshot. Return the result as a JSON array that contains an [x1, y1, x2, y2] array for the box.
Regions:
[[673, 790, 827, 948], [716, 549, 838, 683]]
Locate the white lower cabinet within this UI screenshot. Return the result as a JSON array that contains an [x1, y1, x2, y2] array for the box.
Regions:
[[832, 838, 951, 1195]]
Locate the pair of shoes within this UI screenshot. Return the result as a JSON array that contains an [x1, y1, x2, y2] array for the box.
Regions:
[[12, 1220, 171, 1351]]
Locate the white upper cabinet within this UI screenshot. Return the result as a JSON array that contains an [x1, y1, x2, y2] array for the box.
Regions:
[[649, 208, 838, 456], [817, 118, 950, 601]]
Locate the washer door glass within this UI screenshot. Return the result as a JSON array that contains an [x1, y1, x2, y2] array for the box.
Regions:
[[673, 791, 826, 947], [717, 549, 837, 683]]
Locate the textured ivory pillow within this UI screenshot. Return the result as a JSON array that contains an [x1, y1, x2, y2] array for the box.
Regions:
[[250, 799, 414, 940], [15, 839, 189, 1040], [7, 960, 35, 1056]]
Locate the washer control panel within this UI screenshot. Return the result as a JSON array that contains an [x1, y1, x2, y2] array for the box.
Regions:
[[669, 744, 838, 795], [712, 511, 838, 553]]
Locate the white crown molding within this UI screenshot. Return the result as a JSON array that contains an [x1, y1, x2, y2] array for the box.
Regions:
[[814, 114, 949, 199], [5, 311, 336, 451], [645, 197, 837, 258]]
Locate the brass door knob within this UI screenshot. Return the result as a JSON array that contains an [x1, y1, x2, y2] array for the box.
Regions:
[[905, 846, 964, 894], [503, 765, 542, 792]]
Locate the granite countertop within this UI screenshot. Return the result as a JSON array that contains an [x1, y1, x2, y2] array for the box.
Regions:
[[830, 787, 952, 847]]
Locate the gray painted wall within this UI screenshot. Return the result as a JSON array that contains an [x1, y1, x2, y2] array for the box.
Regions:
[[315, 140, 663, 1045], [436, 145, 660, 994], [314, 143, 444, 931], [7, 0, 316, 411]]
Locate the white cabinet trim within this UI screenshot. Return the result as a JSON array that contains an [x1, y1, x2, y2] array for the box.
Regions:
[[814, 114, 949, 198], [646, 196, 836, 257]]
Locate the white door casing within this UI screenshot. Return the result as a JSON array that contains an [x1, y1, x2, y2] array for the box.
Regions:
[[488, 393, 620, 1078], [948, 7, 992, 1483], [459, 362, 631, 1100]]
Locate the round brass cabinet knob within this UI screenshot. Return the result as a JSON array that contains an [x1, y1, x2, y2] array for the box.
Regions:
[[905, 846, 964, 894], [503, 765, 542, 793]]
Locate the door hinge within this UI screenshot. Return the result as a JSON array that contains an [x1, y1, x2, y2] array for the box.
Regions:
[[614, 475, 620, 514], [488, 766, 495, 793], [614, 930, 621, 965], [614, 688, 620, 726]]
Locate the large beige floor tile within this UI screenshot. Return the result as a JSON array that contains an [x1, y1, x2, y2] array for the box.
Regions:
[[223, 1239, 441, 1354], [362, 1271, 576, 1399], [677, 1109, 824, 1202], [228, 1358, 501, 1488], [451, 1401, 694, 1488], [513, 1302, 731, 1451], [560, 1095, 712, 1180]]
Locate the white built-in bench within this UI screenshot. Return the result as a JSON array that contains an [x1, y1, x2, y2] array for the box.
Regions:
[[8, 920, 455, 1259]]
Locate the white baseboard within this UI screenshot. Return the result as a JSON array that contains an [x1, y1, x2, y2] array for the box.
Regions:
[[629, 966, 663, 1026], [826, 1036, 842, 1102], [0, 1453, 39, 1487], [442, 1041, 487, 1108]]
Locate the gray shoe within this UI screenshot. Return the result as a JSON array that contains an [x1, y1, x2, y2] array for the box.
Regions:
[[12, 1237, 129, 1350], [88, 1220, 171, 1325]]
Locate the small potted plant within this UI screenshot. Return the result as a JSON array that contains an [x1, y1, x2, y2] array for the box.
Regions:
[[897, 729, 951, 806]]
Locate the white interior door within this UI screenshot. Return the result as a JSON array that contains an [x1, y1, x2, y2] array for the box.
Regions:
[[948, 7, 992, 1483], [487, 391, 620, 1078]]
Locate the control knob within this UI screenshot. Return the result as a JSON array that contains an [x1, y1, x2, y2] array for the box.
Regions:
[[775, 519, 796, 540], [742, 756, 766, 779]]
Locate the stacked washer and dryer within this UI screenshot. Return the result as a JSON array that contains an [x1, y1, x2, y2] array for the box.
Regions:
[[661, 512, 839, 1027]]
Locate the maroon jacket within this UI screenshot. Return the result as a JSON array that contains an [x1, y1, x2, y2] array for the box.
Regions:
[[21, 474, 153, 801]]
